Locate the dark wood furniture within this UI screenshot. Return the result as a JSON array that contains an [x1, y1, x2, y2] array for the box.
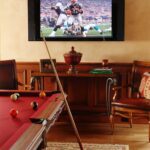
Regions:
[[110, 60, 150, 142], [16, 62, 132, 96], [16, 62, 132, 122], [0, 60, 31, 90], [31, 71, 116, 116], [0, 90, 64, 149], [0, 60, 18, 89]]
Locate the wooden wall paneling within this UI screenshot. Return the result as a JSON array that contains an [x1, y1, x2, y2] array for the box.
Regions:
[[17, 69, 27, 90], [43, 77, 57, 91], [17, 62, 39, 90]]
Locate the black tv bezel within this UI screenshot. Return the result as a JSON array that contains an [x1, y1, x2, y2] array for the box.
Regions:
[[28, 0, 125, 41]]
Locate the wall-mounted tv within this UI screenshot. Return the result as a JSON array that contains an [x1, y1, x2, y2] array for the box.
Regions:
[[28, 0, 125, 41]]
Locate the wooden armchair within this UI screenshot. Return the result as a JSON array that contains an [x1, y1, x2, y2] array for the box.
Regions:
[[110, 60, 150, 142], [0, 59, 31, 90]]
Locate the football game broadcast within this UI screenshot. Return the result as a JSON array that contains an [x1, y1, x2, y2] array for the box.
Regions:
[[40, 0, 112, 38]]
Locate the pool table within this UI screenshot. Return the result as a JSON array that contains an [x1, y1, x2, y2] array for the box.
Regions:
[[0, 90, 65, 150]]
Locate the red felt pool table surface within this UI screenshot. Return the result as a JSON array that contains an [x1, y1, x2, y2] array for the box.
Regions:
[[0, 90, 64, 149]]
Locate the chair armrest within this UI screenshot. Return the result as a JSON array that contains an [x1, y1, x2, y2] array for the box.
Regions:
[[112, 86, 122, 101], [112, 84, 140, 101], [112, 84, 132, 101]]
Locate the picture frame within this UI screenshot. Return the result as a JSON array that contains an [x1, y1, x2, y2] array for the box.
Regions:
[[40, 59, 56, 73]]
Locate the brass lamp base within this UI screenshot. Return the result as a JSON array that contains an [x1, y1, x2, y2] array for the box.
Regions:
[[67, 65, 78, 74]]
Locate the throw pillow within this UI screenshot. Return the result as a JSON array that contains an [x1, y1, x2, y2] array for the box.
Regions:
[[139, 72, 150, 99]]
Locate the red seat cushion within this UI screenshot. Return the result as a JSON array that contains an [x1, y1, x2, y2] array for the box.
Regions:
[[112, 98, 150, 110]]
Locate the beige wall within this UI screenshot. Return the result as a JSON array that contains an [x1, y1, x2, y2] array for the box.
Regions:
[[0, 0, 150, 63]]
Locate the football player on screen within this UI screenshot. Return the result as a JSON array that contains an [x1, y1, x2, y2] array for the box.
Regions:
[[49, 2, 67, 37], [65, 0, 83, 25], [82, 24, 103, 37], [65, 0, 84, 36]]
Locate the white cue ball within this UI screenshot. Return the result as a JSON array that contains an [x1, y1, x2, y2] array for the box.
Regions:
[[10, 94, 18, 101]]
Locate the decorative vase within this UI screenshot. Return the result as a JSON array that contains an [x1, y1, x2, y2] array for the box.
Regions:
[[64, 46, 82, 74]]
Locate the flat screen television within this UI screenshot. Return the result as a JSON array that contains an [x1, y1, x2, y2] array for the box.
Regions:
[[28, 0, 125, 41]]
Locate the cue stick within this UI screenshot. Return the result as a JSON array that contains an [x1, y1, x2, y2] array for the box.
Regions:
[[42, 37, 84, 150]]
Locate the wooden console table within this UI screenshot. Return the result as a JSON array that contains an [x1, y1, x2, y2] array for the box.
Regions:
[[31, 72, 115, 115], [31, 72, 115, 89]]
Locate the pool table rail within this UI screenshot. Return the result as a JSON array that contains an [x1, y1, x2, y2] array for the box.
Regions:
[[0, 90, 60, 96], [11, 124, 46, 150]]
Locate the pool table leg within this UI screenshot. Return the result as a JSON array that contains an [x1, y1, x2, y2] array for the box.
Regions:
[[37, 130, 47, 149], [42, 130, 47, 148]]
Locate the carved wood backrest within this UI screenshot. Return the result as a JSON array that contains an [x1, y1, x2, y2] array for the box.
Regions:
[[0, 59, 18, 89], [130, 60, 150, 96]]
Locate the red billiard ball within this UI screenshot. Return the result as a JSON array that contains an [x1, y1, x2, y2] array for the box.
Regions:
[[30, 101, 38, 110], [10, 108, 19, 118], [39, 91, 46, 98]]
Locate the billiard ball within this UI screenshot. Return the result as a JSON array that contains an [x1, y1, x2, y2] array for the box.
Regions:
[[10, 93, 20, 101], [14, 93, 20, 98], [39, 91, 46, 98], [30, 101, 38, 110], [10, 94, 18, 101], [10, 108, 19, 118]]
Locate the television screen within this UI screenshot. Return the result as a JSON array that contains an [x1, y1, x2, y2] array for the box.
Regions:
[[28, 0, 124, 41]]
